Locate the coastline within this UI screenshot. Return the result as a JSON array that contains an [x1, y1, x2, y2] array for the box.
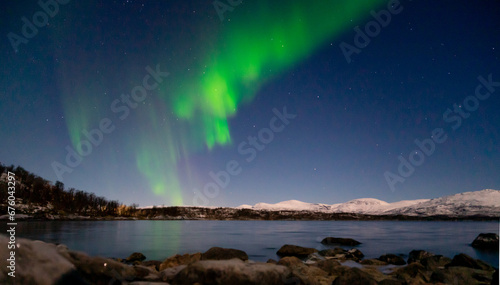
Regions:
[[1, 234, 498, 284], [1, 205, 499, 222]]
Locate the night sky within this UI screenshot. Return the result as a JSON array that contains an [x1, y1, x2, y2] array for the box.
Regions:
[[1, 0, 499, 207]]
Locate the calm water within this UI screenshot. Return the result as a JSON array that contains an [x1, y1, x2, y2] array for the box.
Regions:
[[11, 220, 499, 268]]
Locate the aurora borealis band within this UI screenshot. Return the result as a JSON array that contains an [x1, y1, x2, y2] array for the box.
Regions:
[[2, 0, 499, 207], [145, 0, 388, 204], [58, 0, 387, 205]]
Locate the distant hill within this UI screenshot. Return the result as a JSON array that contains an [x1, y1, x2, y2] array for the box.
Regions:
[[237, 189, 500, 217]]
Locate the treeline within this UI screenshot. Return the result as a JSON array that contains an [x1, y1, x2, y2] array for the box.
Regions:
[[0, 163, 137, 217]]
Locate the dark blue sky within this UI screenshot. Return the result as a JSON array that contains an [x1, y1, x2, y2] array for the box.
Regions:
[[1, 0, 499, 207]]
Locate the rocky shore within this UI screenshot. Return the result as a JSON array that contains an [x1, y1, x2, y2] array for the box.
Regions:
[[0, 233, 498, 284]]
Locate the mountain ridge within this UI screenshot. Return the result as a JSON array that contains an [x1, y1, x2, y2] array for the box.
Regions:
[[236, 189, 500, 217]]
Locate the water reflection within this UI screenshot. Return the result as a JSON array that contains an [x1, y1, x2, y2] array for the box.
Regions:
[[8, 220, 498, 267]]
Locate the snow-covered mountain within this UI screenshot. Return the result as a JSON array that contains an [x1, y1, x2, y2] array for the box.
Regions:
[[237, 189, 500, 217]]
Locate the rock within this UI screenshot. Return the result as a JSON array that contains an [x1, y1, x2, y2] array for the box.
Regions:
[[492, 269, 498, 285], [266, 259, 277, 264], [159, 253, 201, 271], [126, 252, 147, 263], [347, 248, 364, 259], [419, 255, 451, 270], [446, 253, 494, 271], [319, 247, 346, 257], [378, 279, 406, 285], [141, 260, 162, 271], [0, 236, 84, 285], [279, 256, 332, 284], [201, 246, 248, 261], [471, 233, 499, 250], [407, 250, 434, 264], [391, 262, 430, 284], [62, 249, 137, 283], [276, 244, 318, 258], [321, 237, 361, 246], [133, 265, 161, 281], [304, 252, 324, 264], [378, 254, 406, 265], [277, 256, 303, 267], [431, 266, 495, 284], [332, 267, 377, 285], [318, 247, 363, 261], [171, 258, 290, 285], [314, 259, 346, 276], [289, 264, 332, 285], [360, 258, 388, 266], [160, 265, 186, 282]]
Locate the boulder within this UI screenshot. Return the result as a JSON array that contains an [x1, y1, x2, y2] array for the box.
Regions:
[[304, 252, 324, 264], [160, 265, 186, 282], [289, 264, 332, 285], [360, 258, 388, 266], [141, 260, 162, 271], [314, 259, 347, 277], [471, 233, 499, 250], [419, 255, 451, 270], [266, 258, 278, 264], [378, 279, 406, 285], [278, 256, 333, 284], [171, 258, 290, 285], [319, 247, 347, 257], [62, 249, 137, 283], [321, 237, 361, 246], [407, 250, 434, 264], [446, 253, 494, 271], [332, 267, 377, 285], [347, 248, 364, 260], [126, 252, 147, 263], [277, 256, 303, 267], [0, 236, 84, 285], [391, 262, 430, 284], [378, 254, 406, 265], [318, 247, 363, 261], [201, 246, 248, 261], [431, 266, 495, 284], [276, 244, 317, 258], [133, 264, 161, 281], [159, 253, 201, 271]]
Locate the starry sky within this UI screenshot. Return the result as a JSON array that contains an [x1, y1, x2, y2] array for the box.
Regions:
[[1, 0, 499, 207]]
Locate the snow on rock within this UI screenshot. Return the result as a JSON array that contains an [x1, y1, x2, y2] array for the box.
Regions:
[[253, 200, 332, 212], [235, 204, 253, 209], [385, 189, 500, 216], [330, 198, 389, 214], [242, 189, 500, 217]]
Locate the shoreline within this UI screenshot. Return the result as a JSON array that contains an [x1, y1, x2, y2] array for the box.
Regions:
[[1, 207, 499, 222], [0, 234, 498, 284]]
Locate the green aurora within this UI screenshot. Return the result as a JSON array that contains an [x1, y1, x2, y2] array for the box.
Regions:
[[60, 0, 387, 205]]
